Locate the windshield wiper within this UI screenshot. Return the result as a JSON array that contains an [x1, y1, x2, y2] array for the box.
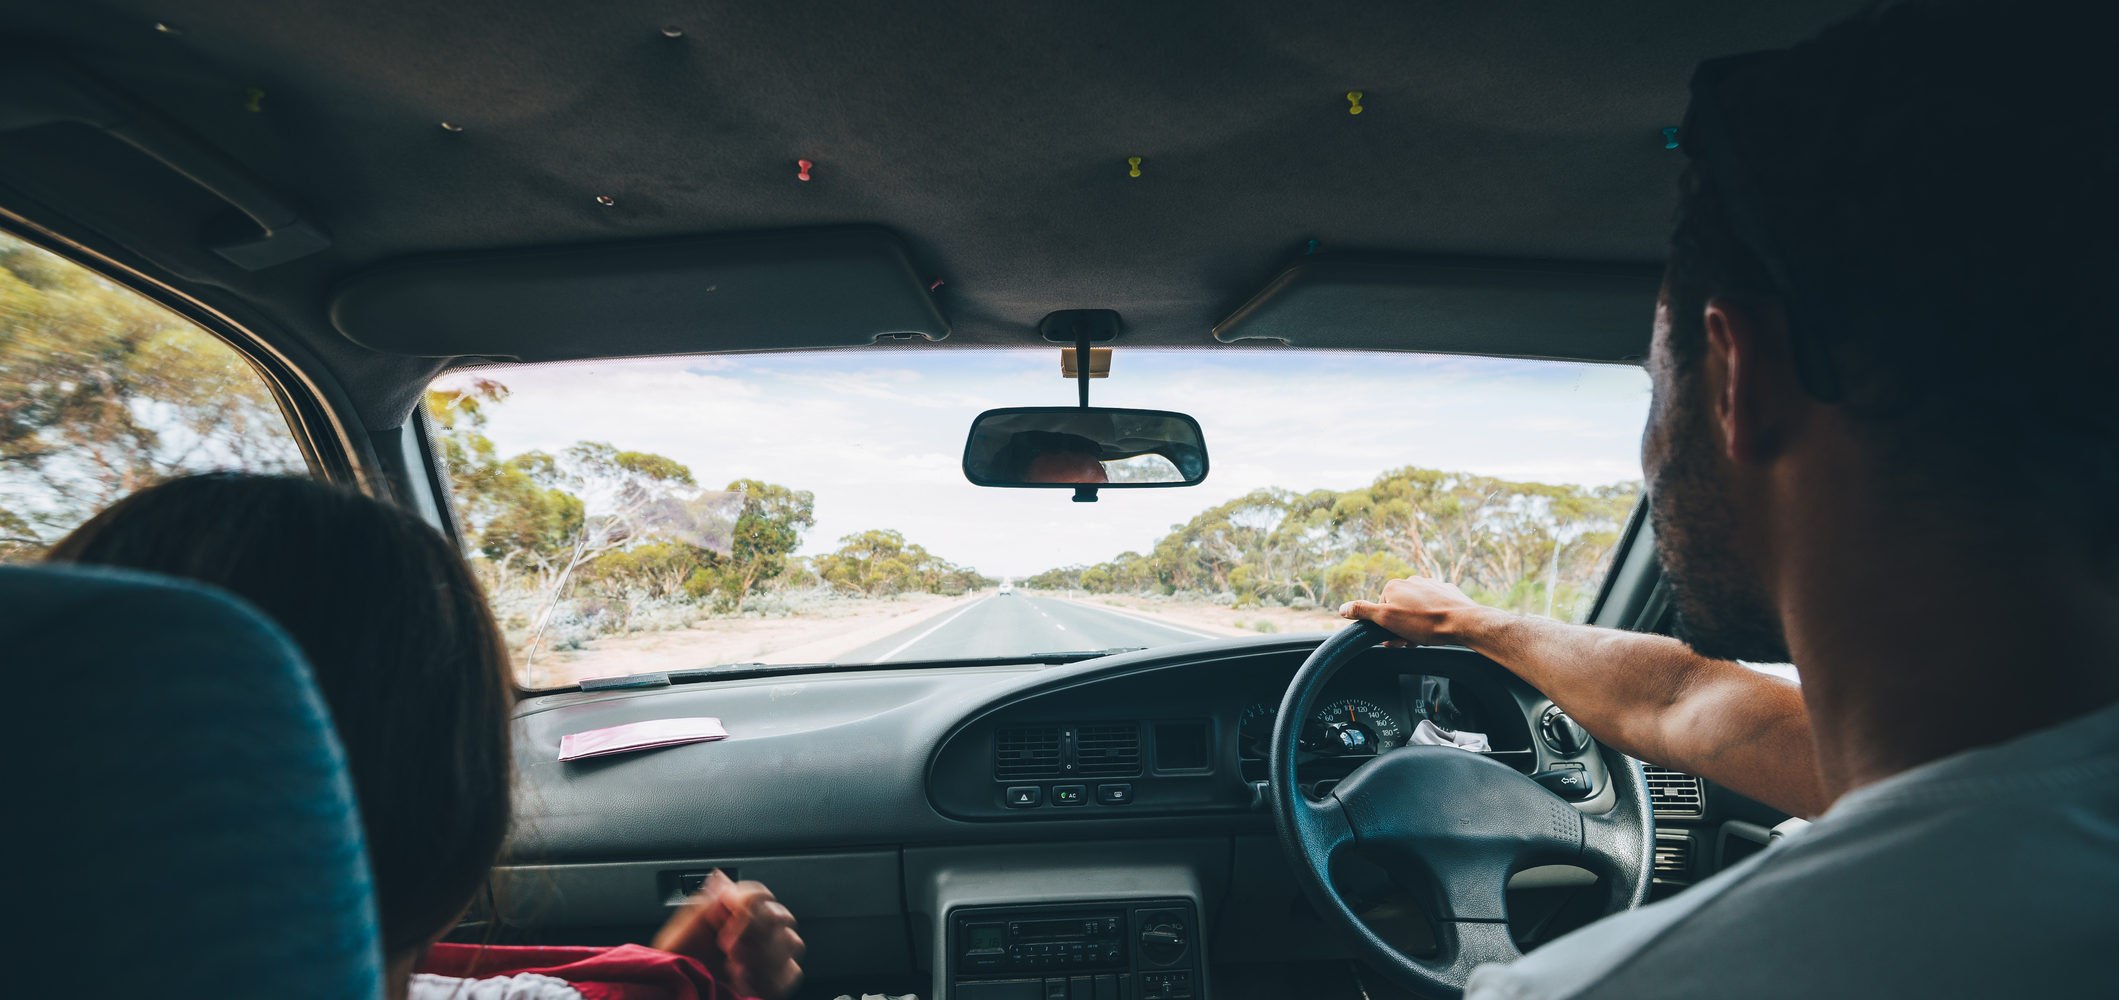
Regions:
[[572, 648, 1147, 691]]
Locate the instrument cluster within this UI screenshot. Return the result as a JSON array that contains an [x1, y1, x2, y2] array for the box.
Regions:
[[1236, 673, 1482, 761]]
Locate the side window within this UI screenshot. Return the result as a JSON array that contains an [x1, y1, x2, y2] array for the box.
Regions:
[[0, 230, 306, 561]]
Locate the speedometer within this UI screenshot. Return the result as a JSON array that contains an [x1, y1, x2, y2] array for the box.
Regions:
[[1314, 698, 1404, 755], [1238, 701, 1278, 757]]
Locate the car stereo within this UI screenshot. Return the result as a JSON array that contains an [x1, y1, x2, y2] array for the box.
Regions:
[[950, 899, 1201, 999]]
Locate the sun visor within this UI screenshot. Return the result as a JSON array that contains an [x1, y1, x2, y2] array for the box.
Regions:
[[1213, 258, 1659, 363], [329, 227, 947, 360]]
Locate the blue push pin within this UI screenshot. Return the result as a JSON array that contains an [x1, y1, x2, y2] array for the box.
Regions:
[[1305, 239, 1319, 256], [1662, 126, 1680, 150]]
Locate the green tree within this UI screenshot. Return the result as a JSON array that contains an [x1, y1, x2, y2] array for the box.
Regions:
[[699, 479, 815, 612], [512, 441, 729, 662], [427, 384, 585, 589], [580, 539, 715, 600], [1029, 465, 1640, 620], [1, 232, 303, 558], [815, 528, 989, 597]]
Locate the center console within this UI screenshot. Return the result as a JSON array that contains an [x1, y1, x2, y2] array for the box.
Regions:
[[948, 899, 1204, 1000]]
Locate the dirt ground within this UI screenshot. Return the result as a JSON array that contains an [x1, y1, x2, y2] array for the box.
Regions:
[[523, 592, 978, 688]]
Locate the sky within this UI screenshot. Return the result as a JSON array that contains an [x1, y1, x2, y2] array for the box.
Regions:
[[435, 349, 1652, 579]]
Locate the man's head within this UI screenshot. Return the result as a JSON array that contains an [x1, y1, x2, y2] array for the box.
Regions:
[[1010, 431, 1110, 485], [1643, 0, 2117, 661]]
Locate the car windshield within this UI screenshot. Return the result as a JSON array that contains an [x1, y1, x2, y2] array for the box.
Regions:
[[427, 350, 1649, 689]]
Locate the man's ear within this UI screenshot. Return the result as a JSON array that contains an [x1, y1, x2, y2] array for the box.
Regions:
[[1701, 297, 1800, 465]]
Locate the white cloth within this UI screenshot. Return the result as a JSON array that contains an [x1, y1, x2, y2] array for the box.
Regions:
[[408, 972, 584, 1000], [1467, 698, 2119, 999], [1408, 718, 1491, 751]]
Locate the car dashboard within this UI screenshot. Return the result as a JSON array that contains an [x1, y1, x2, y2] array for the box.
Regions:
[[925, 645, 1562, 825], [494, 633, 1632, 999]]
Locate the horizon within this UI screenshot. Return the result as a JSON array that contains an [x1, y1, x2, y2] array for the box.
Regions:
[[434, 349, 1652, 578]]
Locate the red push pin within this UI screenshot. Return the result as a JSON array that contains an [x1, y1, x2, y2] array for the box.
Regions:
[[796, 159, 814, 182]]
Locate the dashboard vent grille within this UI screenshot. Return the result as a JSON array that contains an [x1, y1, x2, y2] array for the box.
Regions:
[[1653, 836, 1692, 881], [1074, 723, 1142, 778], [994, 726, 1064, 780], [1642, 765, 1706, 819], [993, 723, 1142, 781]]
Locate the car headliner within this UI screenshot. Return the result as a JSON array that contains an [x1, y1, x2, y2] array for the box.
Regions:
[[0, 0, 1862, 428]]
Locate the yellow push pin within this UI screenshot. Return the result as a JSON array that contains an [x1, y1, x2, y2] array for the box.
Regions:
[[244, 86, 266, 113], [1346, 91, 1364, 115], [1127, 156, 1143, 178]]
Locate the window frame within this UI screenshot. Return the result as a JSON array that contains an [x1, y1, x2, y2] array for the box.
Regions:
[[0, 209, 370, 495]]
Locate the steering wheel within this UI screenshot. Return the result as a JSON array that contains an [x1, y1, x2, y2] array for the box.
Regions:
[[1269, 621, 1653, 997]]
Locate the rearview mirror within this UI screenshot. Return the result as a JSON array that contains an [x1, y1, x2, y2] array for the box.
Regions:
[[962, 407, 1209, 490]]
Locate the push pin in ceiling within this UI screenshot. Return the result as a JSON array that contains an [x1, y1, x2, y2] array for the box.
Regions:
[[243, 87, 265, 113], [660, 25, 684, 38], [796, 159, 814, 182], [152, 21, 183, 36], [1346, 90, 1365, 115], [1662, 126, 1680, 150], [595, 194, 616, 207], [1127, 156, 1143, 178], [439, 121, 465, 133]]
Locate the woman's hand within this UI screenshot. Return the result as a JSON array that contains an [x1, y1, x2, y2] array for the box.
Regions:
[[652, 869, 805, 1000]]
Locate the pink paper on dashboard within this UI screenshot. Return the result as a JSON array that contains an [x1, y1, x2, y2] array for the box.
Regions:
[[558, 717, 729, 761]]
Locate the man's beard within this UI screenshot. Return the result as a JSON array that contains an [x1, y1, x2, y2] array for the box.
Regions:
[[1647, 392, 1793, 664]]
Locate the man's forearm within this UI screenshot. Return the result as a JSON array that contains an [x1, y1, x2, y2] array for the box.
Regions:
[[1438, 607, 1827, 817]]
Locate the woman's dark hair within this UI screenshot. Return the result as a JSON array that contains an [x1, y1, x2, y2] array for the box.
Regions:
[[46, 473, 515, 960]]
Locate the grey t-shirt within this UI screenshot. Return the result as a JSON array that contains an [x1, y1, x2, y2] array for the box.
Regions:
[[1467, 698, 2119, 999]]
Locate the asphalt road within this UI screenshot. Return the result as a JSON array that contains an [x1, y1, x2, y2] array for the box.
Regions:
[[836, 593, 1221, 663]]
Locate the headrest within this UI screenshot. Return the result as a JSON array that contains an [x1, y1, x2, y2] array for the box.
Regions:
[[3, 565, 381, 999]]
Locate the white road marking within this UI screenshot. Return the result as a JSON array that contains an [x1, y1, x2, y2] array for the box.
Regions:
[[875, 597, 991, 662], [1051, 598, 1221, 639]]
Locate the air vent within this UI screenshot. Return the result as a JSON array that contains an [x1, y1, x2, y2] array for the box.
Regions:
[[1653, 836, 1692, 882], [994, 723, 1142, 781], [1075, 723, 1143, 778], [1642, 764, 1705, 819], [995, 726, 1064, 781]]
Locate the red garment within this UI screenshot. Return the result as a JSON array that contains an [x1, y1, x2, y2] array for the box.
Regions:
[[421, 942, 757, 1000]]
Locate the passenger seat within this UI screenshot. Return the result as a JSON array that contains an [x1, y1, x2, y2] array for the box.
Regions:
[[3, 565, 382, 999]]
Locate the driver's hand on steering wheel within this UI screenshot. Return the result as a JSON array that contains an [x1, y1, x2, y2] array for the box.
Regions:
[[1340, 576, 1485, 645], [652, 868, 806, 1000]]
